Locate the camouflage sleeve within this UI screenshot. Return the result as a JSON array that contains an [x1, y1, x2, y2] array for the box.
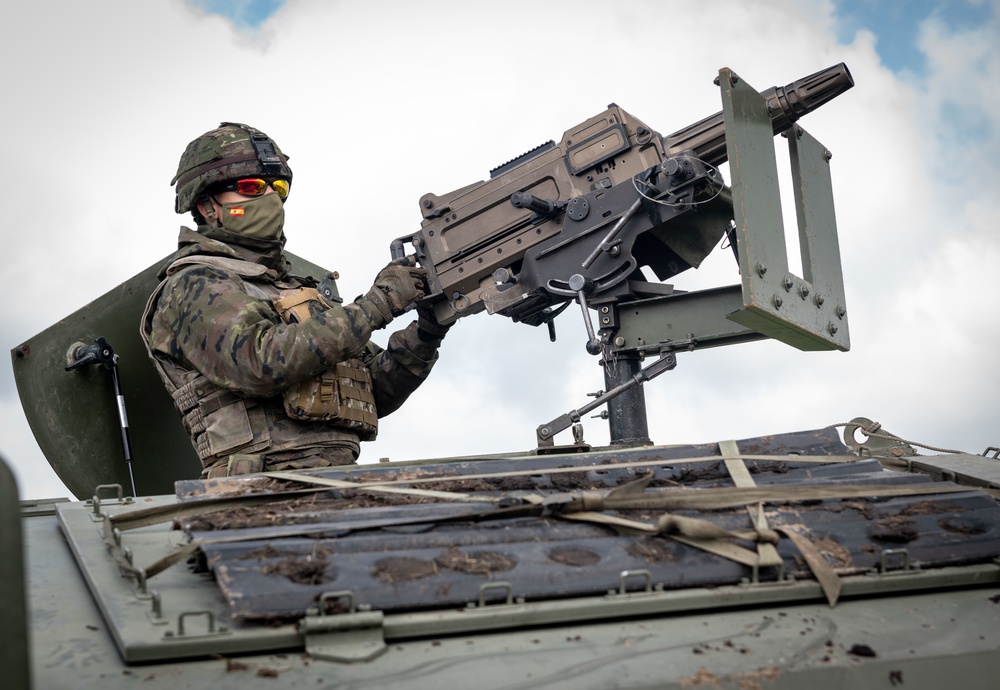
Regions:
[[364, 320, 442, 417], [151, 264, 382, 396]]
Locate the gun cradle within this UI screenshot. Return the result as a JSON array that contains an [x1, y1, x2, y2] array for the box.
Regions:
[[400, 63, 853, 333]]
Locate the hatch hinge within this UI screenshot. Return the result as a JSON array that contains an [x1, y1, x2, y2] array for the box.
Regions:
[[299, 591, 386, 663]]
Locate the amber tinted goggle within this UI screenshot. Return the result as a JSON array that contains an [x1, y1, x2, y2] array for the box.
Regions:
[[217, 178, 290, 199]]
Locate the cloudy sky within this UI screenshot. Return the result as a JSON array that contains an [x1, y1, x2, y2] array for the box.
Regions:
[[3, 0, 997, 499]]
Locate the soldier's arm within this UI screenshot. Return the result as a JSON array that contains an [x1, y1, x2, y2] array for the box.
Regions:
[[364, 320, 445, 417], [154, 265, 388, 396]]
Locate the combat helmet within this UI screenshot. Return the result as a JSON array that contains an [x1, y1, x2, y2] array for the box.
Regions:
[[171, 122, 292, 214]]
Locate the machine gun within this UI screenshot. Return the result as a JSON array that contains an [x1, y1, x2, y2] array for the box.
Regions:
[[392, 64, 855, 449]]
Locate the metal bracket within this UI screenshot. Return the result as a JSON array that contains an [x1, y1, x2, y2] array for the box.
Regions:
[[477, 581, 515, 607], [615, 569, 654, 594], [612, 70, 850, 358], [750, 558, 786, 585], [162, 610, 230, 640], [842, 416, 915, 458], [878, 548, 916, 574], [89, 483, 132, 520], [299, 591, 387, 663], [721, 68, 850, 352], [146, 590, 168, 626]]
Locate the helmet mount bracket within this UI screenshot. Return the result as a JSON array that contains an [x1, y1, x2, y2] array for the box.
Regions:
[[221, 122, 284, 176]]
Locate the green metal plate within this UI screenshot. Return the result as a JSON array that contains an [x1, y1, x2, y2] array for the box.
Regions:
[[12, 251, 329, 499], [720, 68, 850, 352], [615, 284, 765, 351]]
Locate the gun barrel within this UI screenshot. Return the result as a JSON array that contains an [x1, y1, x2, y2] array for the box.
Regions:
[[665, 62, 854, 166]]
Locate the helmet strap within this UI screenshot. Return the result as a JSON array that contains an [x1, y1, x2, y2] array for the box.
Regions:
[[201, 196, 221, 227]]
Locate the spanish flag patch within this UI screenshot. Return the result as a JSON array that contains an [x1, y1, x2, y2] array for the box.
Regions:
[[229, 207, 245, 216]]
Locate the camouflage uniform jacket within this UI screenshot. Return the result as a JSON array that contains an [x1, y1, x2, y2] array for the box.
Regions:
[[142, 227, 442, 477]]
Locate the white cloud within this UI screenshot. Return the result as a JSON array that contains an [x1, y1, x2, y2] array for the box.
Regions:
[[2, 0, 997, 499]]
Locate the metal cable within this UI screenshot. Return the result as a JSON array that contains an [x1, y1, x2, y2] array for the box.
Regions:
[[832, 420, 966, 455]]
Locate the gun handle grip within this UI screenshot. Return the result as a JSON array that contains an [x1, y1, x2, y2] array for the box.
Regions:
[[390, 238, 406, 261]]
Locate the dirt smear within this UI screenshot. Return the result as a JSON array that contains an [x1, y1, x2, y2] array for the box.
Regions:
[[626, 538, 677, 563], [547, 547, 601, 566], [261, 555, 334, 586], [869, 515, 919, 543], [373, 548, 517, 583]]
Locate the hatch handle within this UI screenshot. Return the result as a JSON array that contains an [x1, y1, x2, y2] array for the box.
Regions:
[[617, 569, 653, 594], [300, 594, 386, 663], [477, 582, 514, 607], [879, 548, 914, 574], [90, 483, 133, 518], [172, 610, 229, 637]]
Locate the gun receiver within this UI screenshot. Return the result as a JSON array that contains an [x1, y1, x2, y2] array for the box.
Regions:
[[394, 63, 853, 333]]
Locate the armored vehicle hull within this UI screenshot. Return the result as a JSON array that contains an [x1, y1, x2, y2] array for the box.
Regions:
[[9, 425, 1000, 689]]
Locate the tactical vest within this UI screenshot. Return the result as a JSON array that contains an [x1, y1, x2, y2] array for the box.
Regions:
[[141, 254, 374, 476], [273, 287, 379, 439]]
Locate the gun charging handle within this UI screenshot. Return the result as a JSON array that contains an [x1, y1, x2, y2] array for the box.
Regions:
[[389, 237, 408, 261], [390, 234, 428, 262], [511, 191, 565, 218], [65, 337, 137, 497]]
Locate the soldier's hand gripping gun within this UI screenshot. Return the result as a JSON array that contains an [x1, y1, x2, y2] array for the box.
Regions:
[[391, 64, 853, 341]]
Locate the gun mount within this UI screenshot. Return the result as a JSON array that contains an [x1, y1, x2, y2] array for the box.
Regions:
[[394, 64, 854, 448]]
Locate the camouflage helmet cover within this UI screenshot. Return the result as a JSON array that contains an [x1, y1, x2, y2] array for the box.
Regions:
[[171, 122, 292, 214]]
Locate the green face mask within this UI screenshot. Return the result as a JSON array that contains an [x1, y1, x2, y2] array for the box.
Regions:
[[217, 192, 285, 243]]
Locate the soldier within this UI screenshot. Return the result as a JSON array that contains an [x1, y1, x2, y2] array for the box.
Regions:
[[142, 122, 448, 478]]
